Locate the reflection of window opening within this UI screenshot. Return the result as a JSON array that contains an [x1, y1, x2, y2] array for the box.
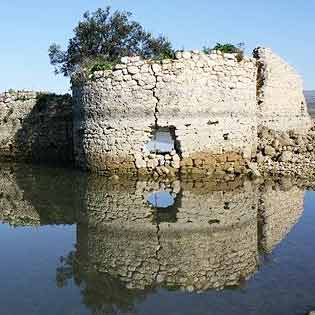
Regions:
[[147, 190, 181, 223], [147, 191, 175, 208], [144, 127, 179, 154], [208, 219, 220, 224], [223, 133, 229, 140]]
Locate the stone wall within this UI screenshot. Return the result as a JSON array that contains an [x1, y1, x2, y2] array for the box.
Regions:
[[72, 50, 257, 175], [0, 165, 40, 226], [0, 163, 82, 226], [254, 48, 311, 132], [0, 90, 73, 164], [0, 48, 310, 176]]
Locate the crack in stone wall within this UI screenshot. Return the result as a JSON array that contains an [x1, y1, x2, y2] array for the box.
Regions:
[[72, 50, 258, 176], [0, 48, 310, 175], [70, 176, 305, 295]]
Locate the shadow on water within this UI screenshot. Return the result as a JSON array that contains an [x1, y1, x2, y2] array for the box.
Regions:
[[0, 163, 310, 314]]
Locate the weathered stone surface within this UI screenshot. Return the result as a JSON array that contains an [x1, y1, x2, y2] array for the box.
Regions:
[[135, 156, 146, 169], [72, 50, 259, 175], [0, 90, 73, 164], [1, 47, 310, 177], [279, 151, 293, 162], [127, 65, 140, 74], [254, 47, 311, 132], [264, 145, 276, 157], [256, 125, 315, 178], [247, 162, 261, 177]]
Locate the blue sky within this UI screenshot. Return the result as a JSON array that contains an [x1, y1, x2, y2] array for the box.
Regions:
[[0, 0, 314, 93]]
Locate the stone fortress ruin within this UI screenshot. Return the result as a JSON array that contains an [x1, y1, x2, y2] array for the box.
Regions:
[[0, 47, 313, 178], [72, 47, 311, 177]]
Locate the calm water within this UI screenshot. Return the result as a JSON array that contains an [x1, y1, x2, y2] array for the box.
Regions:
[[1, 163, 315, 315]]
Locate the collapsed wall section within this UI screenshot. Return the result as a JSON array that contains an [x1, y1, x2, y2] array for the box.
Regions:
[[72, 50, 257, 175], [254, 47, 311, 132]]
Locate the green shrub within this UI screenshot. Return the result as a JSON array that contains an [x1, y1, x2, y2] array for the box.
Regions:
[[203, 42, 245, 62], [80, 56, 116, 75], [213, 43, 238, 53]]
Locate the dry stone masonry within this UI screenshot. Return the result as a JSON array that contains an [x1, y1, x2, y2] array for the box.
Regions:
[[72, 47, 312, 177], [0, 47, 313, 178], [254, 48, 311, 132], [72, 49, 258, 176], [255, 125, 315, 178], [0, 90, 73, 164]]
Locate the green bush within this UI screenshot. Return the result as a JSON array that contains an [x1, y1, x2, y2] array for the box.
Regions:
[[213, 43, 239, 53], [82, 56, 115, 74], [203, 42, 245, 62]]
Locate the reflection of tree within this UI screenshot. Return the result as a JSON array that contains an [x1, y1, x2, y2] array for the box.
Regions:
[[56, 251, 76, 288], [56, 250, 153, 315]]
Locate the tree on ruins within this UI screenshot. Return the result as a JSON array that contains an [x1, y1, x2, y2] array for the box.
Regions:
[[49, 6, 174, 76]]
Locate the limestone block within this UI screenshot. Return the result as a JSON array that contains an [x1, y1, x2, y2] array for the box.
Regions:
[[152, 64, 162, 74], [264, 145, 276, 157], [279, 151, 293, 162], [135, 157, 146, 169], [182, 51, 192, 59], [127, 66, 140, 75], [121, 57, 129, 64]]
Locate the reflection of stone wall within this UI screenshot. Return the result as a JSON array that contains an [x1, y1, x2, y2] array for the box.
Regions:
[[0, 166, 40, 226], [78, 178, 259, 291], [177, 180, 257, 227], [0, 164, 81, 226], [158, 221, 257, 291], [74, 176, 307, 298], [259, 180, 304, 253]]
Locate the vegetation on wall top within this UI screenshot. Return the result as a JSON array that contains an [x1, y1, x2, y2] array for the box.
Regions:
[[203, 42, 245, 61]]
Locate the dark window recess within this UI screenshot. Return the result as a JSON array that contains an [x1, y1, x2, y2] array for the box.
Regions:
[[224, 202, 230, 210], [223, 133, 229, 140], [207, 120, 219, 125]]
